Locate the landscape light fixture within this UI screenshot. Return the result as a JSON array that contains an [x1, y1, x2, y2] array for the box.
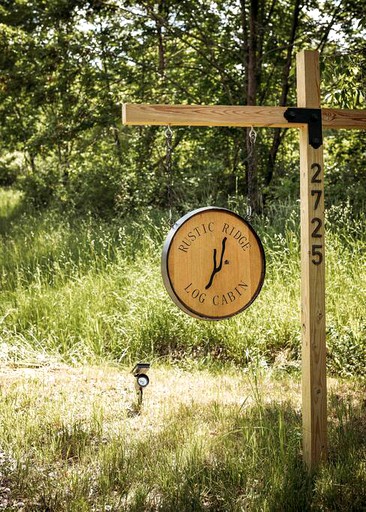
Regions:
[[132, 363, 150, 409], [136, 373, 149, 388]]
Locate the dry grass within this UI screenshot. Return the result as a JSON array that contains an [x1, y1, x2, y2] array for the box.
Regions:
[[0, 364, 299, 443]]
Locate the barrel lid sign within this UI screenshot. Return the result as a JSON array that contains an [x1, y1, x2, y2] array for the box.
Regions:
[[161, 207, 265, 320]]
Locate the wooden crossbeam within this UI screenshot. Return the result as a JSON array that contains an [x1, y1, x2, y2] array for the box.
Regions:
[[123, 104, 366, 129]]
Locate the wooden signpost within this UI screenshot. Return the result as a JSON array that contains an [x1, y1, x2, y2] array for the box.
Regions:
[[122, 50, 366, 470]]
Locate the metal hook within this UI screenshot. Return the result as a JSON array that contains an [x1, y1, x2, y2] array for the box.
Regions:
[[165, 125, 173, 140], [249, 126, 257, 145]]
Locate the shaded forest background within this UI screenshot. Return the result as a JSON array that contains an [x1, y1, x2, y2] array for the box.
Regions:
[[0, 0, 365, 217]]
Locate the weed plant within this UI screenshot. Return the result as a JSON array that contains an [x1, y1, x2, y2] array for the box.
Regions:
[[0, 189, 365, 376]]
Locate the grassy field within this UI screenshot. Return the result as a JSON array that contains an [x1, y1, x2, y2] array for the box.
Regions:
[[0, 365, 365, 511], [0, 188, 365, 511]]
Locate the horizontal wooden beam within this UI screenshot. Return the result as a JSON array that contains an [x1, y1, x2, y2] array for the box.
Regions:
[[123, 104, 295, 128], [322, 108, 366, 129], [122, 104, 366, 130]]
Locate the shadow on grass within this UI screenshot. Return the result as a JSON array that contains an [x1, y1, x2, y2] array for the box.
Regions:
[[313, 392, 366, 512], [109, 397, 366, 512], [1, 389, 365, 511], [98, 401, 313, 512]]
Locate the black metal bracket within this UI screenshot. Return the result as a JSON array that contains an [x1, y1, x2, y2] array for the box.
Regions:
[[284, 108, 323, 149]]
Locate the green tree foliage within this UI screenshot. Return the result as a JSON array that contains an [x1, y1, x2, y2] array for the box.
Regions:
[[0, 0, 364, 215]]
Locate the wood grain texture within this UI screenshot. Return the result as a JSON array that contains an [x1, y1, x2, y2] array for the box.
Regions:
[[161, 208, 265, 320], [322, 108, 366, 129], [123, 104, 294, 127], [122, 104, 366, 129], [297, 50, 327, 470]]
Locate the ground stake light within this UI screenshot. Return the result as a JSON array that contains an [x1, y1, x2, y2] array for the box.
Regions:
[[132, 363, 150, 409]]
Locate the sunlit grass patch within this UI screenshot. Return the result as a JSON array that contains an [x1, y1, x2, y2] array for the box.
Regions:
[[0, 188, 23, 219]]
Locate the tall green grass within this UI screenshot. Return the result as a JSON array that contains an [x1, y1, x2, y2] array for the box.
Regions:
[[0, 189, 365, 376]]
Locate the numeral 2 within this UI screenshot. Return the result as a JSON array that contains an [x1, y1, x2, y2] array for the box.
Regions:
[[311, 163, 321, 183], [311, 218, 322, 238]]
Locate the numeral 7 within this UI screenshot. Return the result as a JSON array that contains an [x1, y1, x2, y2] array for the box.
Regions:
[[311, 190, 322, 210]]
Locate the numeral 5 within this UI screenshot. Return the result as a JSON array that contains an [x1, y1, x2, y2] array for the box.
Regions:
[[311, 245, 323, 265]]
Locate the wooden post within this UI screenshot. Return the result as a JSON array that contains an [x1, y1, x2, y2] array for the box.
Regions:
[[297, 50, 327, 469]]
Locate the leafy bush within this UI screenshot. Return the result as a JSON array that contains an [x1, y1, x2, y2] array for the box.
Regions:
[[0, 154, 21, 186], [18, 164, 61, 208]]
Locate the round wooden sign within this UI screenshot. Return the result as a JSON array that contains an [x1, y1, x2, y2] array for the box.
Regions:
[[161, 207, 265, 320]]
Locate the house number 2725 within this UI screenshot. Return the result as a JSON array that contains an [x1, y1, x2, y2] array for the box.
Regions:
[[310, 163, 323, 265]]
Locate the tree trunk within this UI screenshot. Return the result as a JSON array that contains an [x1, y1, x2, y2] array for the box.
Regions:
[[264, 0, 301, 197], [246, 0, 261, 213], [27, 153, 37, 174], [100, 27, 123, 166], [157, 0, 166, 77]]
